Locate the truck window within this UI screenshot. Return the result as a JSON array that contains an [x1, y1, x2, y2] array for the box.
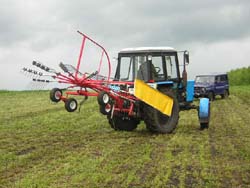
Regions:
[[220, 75, 227, 82]]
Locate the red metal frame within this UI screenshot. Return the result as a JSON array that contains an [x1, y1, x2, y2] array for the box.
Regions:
[[52, 31, 138, 116], [77, 31, 111, 81]]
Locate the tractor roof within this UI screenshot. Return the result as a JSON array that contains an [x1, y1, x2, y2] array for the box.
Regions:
[[119, 47, 177, 54]]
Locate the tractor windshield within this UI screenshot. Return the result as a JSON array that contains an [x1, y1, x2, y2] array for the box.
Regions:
[[119, 55, 146, 81], [116, 53, 178, 82]]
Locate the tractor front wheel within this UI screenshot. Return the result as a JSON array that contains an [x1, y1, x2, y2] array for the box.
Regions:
[[199, 98, 210, 130], [200, 123, 209, 129], [143, 90, 179, 134]]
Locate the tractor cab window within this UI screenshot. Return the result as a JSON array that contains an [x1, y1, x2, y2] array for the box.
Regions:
[[134, 55, 147, 79], [165, 55, 178, 79], [119, 55, 146, 81], [150, 56, 165, 80], [119, 57, 133, 81]]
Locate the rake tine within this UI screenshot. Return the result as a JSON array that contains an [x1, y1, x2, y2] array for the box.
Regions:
[[32, 60, 56, 73]]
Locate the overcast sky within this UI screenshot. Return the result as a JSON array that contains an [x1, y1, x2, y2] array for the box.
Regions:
[[1, 0, 250, 90]]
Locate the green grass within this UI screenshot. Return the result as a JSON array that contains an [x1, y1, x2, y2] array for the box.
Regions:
[[0, 86, 250, 187]]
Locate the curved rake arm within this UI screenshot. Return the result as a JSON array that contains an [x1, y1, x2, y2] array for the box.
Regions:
[[76, 31, 111, 82]]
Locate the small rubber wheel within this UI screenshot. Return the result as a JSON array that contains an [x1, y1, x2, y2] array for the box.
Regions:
[[99, 103, 112, 115], [65, 98, 78, 112], [50, 88, 62, 102], [97, 91, 110, 105]]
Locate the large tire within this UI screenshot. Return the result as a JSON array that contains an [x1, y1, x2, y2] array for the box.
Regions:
[[108, 115, 139, 131], [143, 89, 179, 134]]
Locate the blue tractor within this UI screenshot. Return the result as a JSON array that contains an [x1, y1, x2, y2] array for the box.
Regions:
[[106, 47, 210, 132]]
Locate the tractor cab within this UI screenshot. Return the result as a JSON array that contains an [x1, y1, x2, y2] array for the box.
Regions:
[[115, 47, 181, 84]]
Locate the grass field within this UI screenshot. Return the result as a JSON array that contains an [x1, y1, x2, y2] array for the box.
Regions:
[[0, 86, 250, 187]]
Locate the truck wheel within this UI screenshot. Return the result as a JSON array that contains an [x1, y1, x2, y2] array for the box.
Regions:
[[65, 98, 78, 112], [108, 115, 139, 131], [143, 90, 179, 134], [50, 88, 62, 102], [208, 92, 214, 101], [221, 90, 229, 99]]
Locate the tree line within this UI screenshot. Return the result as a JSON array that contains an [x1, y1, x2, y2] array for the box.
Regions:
[[228, 66, 250, 86]]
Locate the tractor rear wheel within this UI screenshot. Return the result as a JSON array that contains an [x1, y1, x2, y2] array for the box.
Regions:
[[108, 115, 139, 131], [143, 90, 179, 134]]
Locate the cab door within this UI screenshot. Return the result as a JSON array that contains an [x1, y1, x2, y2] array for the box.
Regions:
[[214, 76, 225, 94]]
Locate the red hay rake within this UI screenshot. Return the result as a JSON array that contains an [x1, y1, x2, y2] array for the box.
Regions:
[[22, 31, 138, 115]]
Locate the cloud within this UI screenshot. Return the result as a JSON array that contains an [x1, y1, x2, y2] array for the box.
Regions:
[[1, 0, 250, 49], [0, 0, 250, 90]]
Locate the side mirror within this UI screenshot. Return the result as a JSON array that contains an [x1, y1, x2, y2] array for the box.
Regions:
[[184, 51, 189, 64]]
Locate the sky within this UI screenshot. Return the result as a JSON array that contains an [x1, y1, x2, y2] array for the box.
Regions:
[[0, 0, 250, 90]]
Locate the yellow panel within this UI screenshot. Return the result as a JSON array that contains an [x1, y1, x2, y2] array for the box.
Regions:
[[134, 79, 173, 116]]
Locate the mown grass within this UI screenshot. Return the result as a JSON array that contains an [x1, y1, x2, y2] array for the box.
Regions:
[[0, 86, 250, 187]]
